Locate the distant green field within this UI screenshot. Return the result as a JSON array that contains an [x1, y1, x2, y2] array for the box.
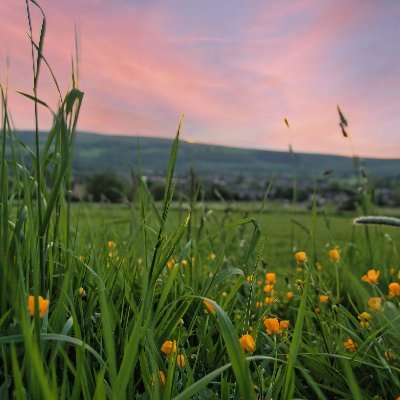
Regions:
[[72, 201, 400, 272]]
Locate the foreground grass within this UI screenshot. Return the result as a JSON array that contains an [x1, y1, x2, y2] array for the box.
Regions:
[[1, 2, 400, 398], [2, 167, 400, 399]]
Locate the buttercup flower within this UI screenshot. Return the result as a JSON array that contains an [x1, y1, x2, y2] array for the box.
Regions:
[[264, 297, 277, 306], [107, 240, 116, 249], [343, 338, 357, 351], [358, 312, 371, 327], [204, 300, 216, 315], [263, 284, 274, 294], [265, 273, 276, 284], [176, 354, 186, 367], [161, 340, 177, 356], [264, 317, 281, 335], [181, 260, 187, 268], [361, 269, 380, 285], [295, 252, 307, 263], [167, 259, 175, 269], [368, 297, 382, 312], [319, 294, 329, 303], [27, 295, 49, 318], [152, 371, 166, 386], [328, 248, 340, 262], [280, 320, 290, 330], [286, 291, 294, 300], [239, 334, 255, 352], [389, 282, 400, 297]]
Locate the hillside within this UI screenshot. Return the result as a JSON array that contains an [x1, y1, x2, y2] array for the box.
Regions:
[[13, 131, 400, 181]]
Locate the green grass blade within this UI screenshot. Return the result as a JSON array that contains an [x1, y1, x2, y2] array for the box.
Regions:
[[282, 265, 311, 400]]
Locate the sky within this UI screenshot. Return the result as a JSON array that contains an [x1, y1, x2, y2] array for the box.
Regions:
[[1, 0, 400, 158]]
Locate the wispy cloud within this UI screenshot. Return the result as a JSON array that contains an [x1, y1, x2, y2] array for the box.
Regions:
[[1, 0, 400, 157]]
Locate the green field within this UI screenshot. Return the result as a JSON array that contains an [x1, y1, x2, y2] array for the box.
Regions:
[[3, 179, 400, 399], [72, 201, 400, 267]]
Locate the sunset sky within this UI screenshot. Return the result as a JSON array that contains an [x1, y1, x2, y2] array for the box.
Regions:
[[1, 0, 400, 158]]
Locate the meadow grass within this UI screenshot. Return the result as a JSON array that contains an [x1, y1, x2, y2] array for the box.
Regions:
[[1, 2, 400, 399]]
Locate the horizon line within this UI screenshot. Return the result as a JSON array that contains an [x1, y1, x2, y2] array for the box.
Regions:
[[15, 129, 400, 161]]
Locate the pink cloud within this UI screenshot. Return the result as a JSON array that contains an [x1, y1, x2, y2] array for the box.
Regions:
[[1, 0, 400, 158]]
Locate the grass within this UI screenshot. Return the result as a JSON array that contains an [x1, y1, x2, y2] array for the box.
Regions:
[[1, 1, 400, 398]]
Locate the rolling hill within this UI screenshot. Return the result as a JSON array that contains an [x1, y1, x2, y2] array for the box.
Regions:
[[13, 131, 400, 181]]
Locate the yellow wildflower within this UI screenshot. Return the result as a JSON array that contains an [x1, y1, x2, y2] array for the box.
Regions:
[[357, 312, 371, 327], [295, 251, 307, 263], [328, 248, 340, 262], [239, 334, 255, 352], [152, 371, 166, 386], [361, 269, 380, 285], [176, 354, 186, 367], [204, 300, 216, 315], [27, 296, 49, 318], [389, 282, 400, 297], [263, 284, 274, 294], [264, 317, 281, 335], [167, 259, 175, 269], [161, 340, 177, 356], [343, 338, 357, 351], [265, 273, 276, 284], [265, 297, 277, 306], [368, 297, 382, 312], [107, 240, 116, 249], [287, 291, 294, 300], [319, 294, 329, 303], [280, 320, 290, 330]]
